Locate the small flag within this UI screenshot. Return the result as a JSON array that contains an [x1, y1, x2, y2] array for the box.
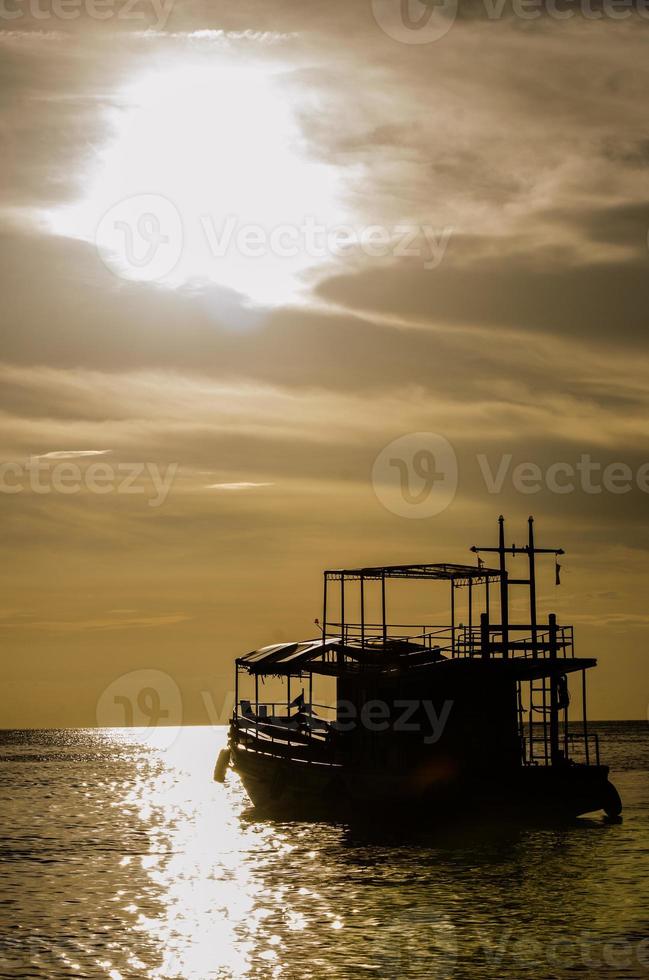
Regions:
[[555, 562, 561, 586]]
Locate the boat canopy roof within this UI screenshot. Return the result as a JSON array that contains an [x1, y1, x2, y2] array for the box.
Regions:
[[324, 562, 500, 585], [236, 637, 445, 676], [236, 638, 341, 675]]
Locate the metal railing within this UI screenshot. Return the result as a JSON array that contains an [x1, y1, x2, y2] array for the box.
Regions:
[[457, 623, 573, 658], [236, 699, 336, 720], [330, 622, 454, 650], [232, 698, 338, 764], [521, 729, 600, 767], [327, 621, 573, 659]]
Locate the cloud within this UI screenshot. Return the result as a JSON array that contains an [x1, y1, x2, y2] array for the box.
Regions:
[[36, 449, 112, 459], [0, 613, 191, 632], [316, 225, 649, 345], [206, 482, 275, 490], [2, 11, 649, 722]]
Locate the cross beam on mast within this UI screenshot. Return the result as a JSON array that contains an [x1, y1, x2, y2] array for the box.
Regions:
[[470, 515, 564, 660]]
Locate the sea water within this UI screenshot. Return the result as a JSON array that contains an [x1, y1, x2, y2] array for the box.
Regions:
[[1, 723, 647, 978]]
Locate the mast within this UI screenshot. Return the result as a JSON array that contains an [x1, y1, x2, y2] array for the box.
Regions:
[[472, 516, 567, 767], [471, 515, 564, 661]]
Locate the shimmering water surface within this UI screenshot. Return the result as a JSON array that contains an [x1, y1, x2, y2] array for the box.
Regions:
[[1, 724, 648, 979]]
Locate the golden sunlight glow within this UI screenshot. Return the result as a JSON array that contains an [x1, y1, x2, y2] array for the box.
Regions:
[[103, 728, 349, 979], [50, 63, 344, 305]]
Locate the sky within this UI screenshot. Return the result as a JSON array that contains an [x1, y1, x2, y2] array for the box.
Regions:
[[1, 1, 649, 726]]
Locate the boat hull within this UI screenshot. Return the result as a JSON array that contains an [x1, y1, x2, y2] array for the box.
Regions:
[[230, 742, 621, 822]]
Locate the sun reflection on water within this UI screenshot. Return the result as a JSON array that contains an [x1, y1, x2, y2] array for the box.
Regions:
[[1, 725, 648, 979], [110, 726, 334, 979]]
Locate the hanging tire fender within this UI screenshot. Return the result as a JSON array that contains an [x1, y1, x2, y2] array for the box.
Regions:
[[213, 748, 231, 783], [603, 780, 622, 818]]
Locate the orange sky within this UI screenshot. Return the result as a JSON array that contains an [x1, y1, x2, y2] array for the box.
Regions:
[[1, 5, 648, 725]]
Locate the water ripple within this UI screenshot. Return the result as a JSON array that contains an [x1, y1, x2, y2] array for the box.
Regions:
[[1, 724, 647, 979]]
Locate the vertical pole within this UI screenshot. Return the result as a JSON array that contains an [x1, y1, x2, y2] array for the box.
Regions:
[[529, 689, 534, 765], [563, 700, 569, 759], [480, 611, 490, 660], [308, 670, 313, 762], [582, 669, 590, 765], [381, 571, 387, 646], [529, 517, 543, 761], [541, 676, 549, 765], [517, 682, 525, 764], [468, 579, 473, 653], [549, 612, 559, 764], [287, 673, 291, 752], [255, 674, 259, 742], [322, 574, 328, 645], [541, 677, 552, 766], [498, 515, 509, 659], [450, 579, 456, 658], [360, 573, 365, 649], [235, 666, 239, 720], [528, 516, 538, 659], [337, 575, 345, 667]]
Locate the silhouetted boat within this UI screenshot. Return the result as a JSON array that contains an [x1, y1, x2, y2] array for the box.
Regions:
[[217, 517, 622, 821]]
